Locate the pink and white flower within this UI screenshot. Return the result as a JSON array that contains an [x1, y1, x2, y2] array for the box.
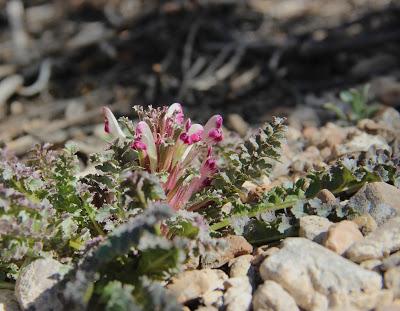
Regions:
[[133, 121, 158, 171], [103, 103, 224, 210], [102, 107, 126, 140], [202, 115, 223, 144]]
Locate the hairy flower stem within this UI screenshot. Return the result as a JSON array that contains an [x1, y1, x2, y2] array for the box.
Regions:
[[248, 229, 299, 245], [115, 175, 127, 219], [83, 202, 105, 236], [0, 281, 14, 290], [210, 199, 299, 231], [332, 180, 377, 196], [11, 180, 40, 203]]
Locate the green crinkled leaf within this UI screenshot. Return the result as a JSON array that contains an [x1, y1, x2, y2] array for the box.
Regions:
[[166, 218, 200, 239], [201, 117, 287, 221], [133, 277, 182, 311], [99, 281, 137, 311], [0, 145, 98, 278], [137, 247, 182, 279], [305, 149, 399, 198], [62, 206, 184, 311], [97, 278, 181, 311], [242, 218, 297, 245], [327, 85, 379, 124]]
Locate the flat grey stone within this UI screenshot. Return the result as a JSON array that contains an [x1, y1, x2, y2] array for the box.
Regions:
[[299, 215, 332, 244], [0, 289, 20, 311], [260, 238, 383, 310], [346, 217, 400, 263], [349, 182, 400, 226], [252, 280, 299, 311], [15, 258, 64, 311]]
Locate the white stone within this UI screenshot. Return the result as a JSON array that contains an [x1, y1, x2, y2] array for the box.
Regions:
[[349, 182, 400, 226], [323, 220, 364, 255], [260, 238, 383, 310], [346, 217, 400, 263], [252, 280, 299, 311], [223, 277, 252, 311], [229, 255, 253, 278], [334, 132, 390, 157], [167, 269, 228, 303], [299, 215, 332, 244], [15, 258, 63, 311]]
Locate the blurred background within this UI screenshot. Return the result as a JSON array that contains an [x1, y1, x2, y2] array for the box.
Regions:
[[0, 0, 399, 157]]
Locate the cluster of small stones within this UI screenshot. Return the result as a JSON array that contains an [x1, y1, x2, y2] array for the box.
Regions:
[[166, 182, 400, 311]]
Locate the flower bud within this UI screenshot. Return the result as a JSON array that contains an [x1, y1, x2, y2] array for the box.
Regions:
[[102, 107, 126, 140]]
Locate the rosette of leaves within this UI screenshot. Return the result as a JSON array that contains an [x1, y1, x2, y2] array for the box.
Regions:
[[247, 148, 400, 244], [216, 117, 286, 196], [0, 137, 172, 280], [324, 85, 380, 124], [306, 148, 400, 198], [191, 117, 286, 215], [187, 117, 303, 241], [63, 206, 184, 311], [209, 179, 307, 244], [201, 126, 400, 243], [0, 145, 93, 279], [80, 141, 166, 232]]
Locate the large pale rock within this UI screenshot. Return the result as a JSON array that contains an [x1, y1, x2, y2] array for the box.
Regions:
[[299, 215, 332, 244], [167, 269, 228, 303], [201, 235, 253, 268], [223, 277, 252, 311], [15, 258, 63, 311], [385, 268, 400, 299], [346, 217, 400, 263], [252, 246, 280, 266], [352, 213, 378, 235], [332, 290, 394, 311], [375, 107, 400, 132], [382, 251, 400, 270], [360, 259, 382, 272], [0, 289, 20, 311], [334, 132, 390, 157], [349, 182, 400, 226], [229, 255, 254, 279], [377, 303, 400, 311], [201, 290, 224, 308], [324, 220, 364, 255], [252, 280, 299, 311], [260, 238, 383, 310]]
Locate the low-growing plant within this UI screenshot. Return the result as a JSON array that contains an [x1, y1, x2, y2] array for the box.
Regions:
[[306, 148, 400, 197], [0, 145, 93, 279], [324, 85, 379, 124], [63, 206, 184, 311], [209, 147, 400, 243], [102, 104, 223, 211], [1, 102, 400, 308]]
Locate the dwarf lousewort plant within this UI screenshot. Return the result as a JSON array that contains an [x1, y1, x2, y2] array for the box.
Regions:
[[102, 104, 223, 210]]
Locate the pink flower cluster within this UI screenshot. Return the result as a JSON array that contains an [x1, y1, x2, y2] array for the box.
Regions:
[[102, 104, 223, 210]]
